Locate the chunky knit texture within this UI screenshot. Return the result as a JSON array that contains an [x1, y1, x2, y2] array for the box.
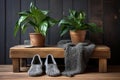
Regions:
[[45, 54, 60, 76], [57, 40, 96, 77], [28, 54, 43, 77]]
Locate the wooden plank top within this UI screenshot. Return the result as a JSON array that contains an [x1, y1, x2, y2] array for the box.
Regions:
[[10, 45, 64, 58], [92, 45, 111, 58], [10, 45, 64, 50], [9, 45, 111, 58]]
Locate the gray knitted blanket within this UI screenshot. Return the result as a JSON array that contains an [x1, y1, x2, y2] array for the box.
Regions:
[[57, 40, 96, 77]]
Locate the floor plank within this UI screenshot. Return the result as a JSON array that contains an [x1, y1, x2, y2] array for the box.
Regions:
[[0, 65, 120, 80]]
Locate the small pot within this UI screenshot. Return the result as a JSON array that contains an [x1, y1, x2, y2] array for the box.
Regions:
[[29, 33, 45, 47], [70, 30, 86, 44]]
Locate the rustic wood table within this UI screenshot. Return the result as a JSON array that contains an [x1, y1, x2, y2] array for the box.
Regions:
[[9, 45, 110, 73]]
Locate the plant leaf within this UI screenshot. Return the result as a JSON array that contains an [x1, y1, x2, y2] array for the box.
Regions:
[[47, 16, 57, 28], [58, 19, 71, 26], [30, 2, 47, 25], [21, 24, 27, 34], [40, 21, 48, 36], [88, 23, 103, 33], [14, 2, 57, 37], [19, 11, 30, 16], [42, 10, 48, 15], [14, 21, 19, 36], [14, 16, 28, 36], [18, 16, 28, 26], [69, 10, 76, 18], [28, 20, 39, 32], [60, 26, 69, 36]]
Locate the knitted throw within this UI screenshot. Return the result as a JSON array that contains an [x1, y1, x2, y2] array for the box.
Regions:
[[57, 40, 96, 77]]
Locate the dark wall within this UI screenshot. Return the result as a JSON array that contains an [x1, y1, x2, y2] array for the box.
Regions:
[[103, 0, 120, 65], [0, 0, 120, 65]]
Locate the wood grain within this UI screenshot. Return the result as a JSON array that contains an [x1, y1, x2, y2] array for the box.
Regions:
[[9, 45, 111, 72], [10, 45, 111, 58], [0, 65, 120, 80]]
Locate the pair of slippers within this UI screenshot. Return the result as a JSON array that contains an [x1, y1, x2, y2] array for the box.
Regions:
[[28, 54, 60, 77]]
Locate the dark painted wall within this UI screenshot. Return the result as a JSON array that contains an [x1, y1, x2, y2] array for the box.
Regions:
[[0, 0, 120, 65], [103, 0, 120, 65]]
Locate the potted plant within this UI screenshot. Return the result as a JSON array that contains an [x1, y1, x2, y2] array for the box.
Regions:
[[58, 10, 102, 44], [14, 2, 57, 47]]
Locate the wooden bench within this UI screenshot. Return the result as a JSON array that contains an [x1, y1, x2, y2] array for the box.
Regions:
[[9, 45, 110, 73]]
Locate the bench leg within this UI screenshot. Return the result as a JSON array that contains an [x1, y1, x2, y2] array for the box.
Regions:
[[99, 58, 107, 72], [12, 58, 20, 72]]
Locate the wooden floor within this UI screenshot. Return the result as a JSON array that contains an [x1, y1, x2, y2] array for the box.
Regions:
[[0, 65, 120, 80]]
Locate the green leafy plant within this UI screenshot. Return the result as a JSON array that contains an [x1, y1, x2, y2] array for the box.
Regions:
[[14, 2, 57, 37], [58, 10, 103, 36]]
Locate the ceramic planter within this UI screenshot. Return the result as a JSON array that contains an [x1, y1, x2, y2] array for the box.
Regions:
[[29, 33, 45, 47], [70, 30, 86, 44]]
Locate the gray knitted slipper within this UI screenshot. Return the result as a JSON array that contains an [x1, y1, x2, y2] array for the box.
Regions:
[[45, 54, 60, 76], [28, 54, 43, 77]]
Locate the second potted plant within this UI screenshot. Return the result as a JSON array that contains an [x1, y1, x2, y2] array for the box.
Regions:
[[58, 10, 102, 44], [14, 2, 57, 47]]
